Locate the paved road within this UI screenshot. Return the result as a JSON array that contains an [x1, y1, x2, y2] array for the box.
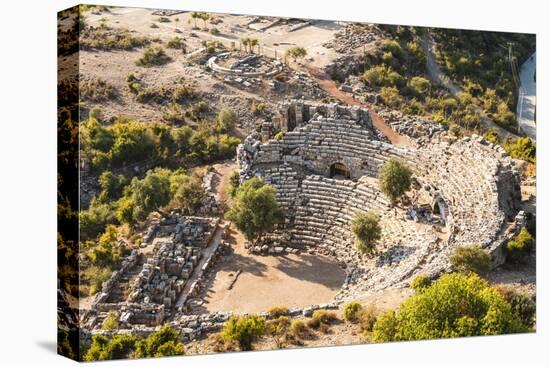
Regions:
[[517, 53, 536, 141]]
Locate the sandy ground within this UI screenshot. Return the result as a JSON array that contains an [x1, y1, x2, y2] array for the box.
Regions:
[[192, 227, 346, 314]]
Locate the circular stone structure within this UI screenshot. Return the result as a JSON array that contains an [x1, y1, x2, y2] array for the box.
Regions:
[[237, 100, 522, 301], [207, 51, 283, 78]]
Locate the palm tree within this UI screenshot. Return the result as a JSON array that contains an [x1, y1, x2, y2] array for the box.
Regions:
[[249, 38, 259, 54], [190, 12, 199, 29], [241, 37, 250, 53], [174, 17, 180, 32]]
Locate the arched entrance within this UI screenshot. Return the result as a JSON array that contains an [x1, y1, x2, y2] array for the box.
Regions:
[[330, 162, 350, 179]]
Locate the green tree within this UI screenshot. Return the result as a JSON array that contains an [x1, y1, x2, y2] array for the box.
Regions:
[[351, 211, 382, 255], [408, 76, 431, 95], [225, 177, 284, 241], [217, 108, 238, 132], [173, 174, 205, 214], [221, 315, 266, 351], [102, 311, 120, 330], [98, 171, 127, 202], [118, 168, 171, 224], [371, 273, 526, 342], [134, 325, 185, 358], [450, 245, 491, 277], [84, 334, 137, 361], [285, 46, 307, 62], [378, 158, 412, 202], [410, 274, 432, 292]]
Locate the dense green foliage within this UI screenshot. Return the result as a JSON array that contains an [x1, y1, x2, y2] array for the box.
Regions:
[[220, 315, 266, 350], [506, 227, 535, 263], [351, 211, 382, 255], [216, 108, 238, 132], [172, 173, 205, 214], [432, 29, 535, 118], [225, 177, 285, 241], [81, 117, 240, 171], [371, 273, 527, 342], [227, 171, 241, 198], [84, 325, 185, 361], [410, 274, 432, 292], [378, 159, 412, 202], [102, 311, 120, 330], [496, 286, 536, 329], [343, 301, 362, 322], [450, 245, 491, 277]]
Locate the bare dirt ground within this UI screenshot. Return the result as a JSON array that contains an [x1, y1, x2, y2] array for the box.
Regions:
[[191, 227, 346, 314], [185, 286, 412, 355]]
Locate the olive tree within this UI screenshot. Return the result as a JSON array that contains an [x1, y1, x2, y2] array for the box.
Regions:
[[378, 158, 412, 202], [351, 211, 382, 255]]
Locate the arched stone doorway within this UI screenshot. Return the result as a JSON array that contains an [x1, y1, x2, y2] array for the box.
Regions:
[[330, 162, 350, 179]]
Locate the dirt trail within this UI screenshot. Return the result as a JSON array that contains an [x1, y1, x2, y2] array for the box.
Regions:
[[305, 66, 413, 147]]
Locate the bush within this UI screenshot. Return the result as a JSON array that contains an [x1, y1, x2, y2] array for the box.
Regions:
[[166, 36, 186, 51], [80, 26, 150, 51], [343, 301, 362, 322], [408, 76, 431, 95], [173, 174, 205, 215], [378, 158, 412, 202], [450, 245, 491, 277], [495, 286, 536, 329], [285, 47, 307, 62], [268, 305, 289, 318], [357, 305, 378, 333], [411, 274, 432, 291], [157, 16, 171, 23], [227, 171, 241, 198], [502, 137, 536, 164], [217, 108, 238, 132], [273, 131, 286, 141], [506, 228, 535, 263], [225, 177, 284, 242], [80, 78, 117, 102], [371, 273, 526, 342], [290, 320, 307, 337], [351, 211, 381, 255], [136, 46, 172, 67], [221, 315, 266, 351], [307, 310, 338, 329], [102, 311, 120, 330], [379, 86, 404, 108], [84, 266, 112, 295]]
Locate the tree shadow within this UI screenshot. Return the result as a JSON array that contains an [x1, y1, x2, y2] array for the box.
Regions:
[[275, 253, 345, 289], [376, 245, 416, 267]]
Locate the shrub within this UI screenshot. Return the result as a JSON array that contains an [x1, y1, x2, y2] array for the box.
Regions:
[[408, 76, 431, 95], [379, 86, 404, 108], [80, 78, 117, 102], [371, 273, 526, 342], [102, 311, 120, 330], [225, 177, 284, 242], [227, 171, 241, 198], [220, 315, 266, 351], [273, 131, 286, 141], [307, 309, 338, 329], [136, 46, 172, 67], [357, 305, 378, 333], [166, 36, 186, 51], [80, 26, 150, 51], [268, 305, 289, 318], [502, 137, 536, 164], [351, 211, 382, 255], [84, 266, 112, 295], [495, 286, 536, 328], [506, 228, 535, 263], [343, 301, 362, 322], [286, 46, 307, 62], [411, 274, 432, 292], [157, 16, 171, 23], [450, 245, 491, 277], [172, 85, 194, 103], [217, 108, 238, 132], [378, 158, 412, 202], [290, 320, 307, 337]]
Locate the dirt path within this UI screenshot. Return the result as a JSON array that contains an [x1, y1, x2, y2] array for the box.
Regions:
[[421, 34, 515, 139], [304, 66, 413, 147], [193, 228, 346, 314]]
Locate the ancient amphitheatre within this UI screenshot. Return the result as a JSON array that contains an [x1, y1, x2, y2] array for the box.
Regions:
[[57, 4, 536, 358]]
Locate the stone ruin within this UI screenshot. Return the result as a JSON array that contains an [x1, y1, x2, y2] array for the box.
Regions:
[[237, 100, 523, 301], [82, 214, 230, 335]]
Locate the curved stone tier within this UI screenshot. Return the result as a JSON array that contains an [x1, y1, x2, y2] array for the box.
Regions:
[[238, 110, 522, 299]]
